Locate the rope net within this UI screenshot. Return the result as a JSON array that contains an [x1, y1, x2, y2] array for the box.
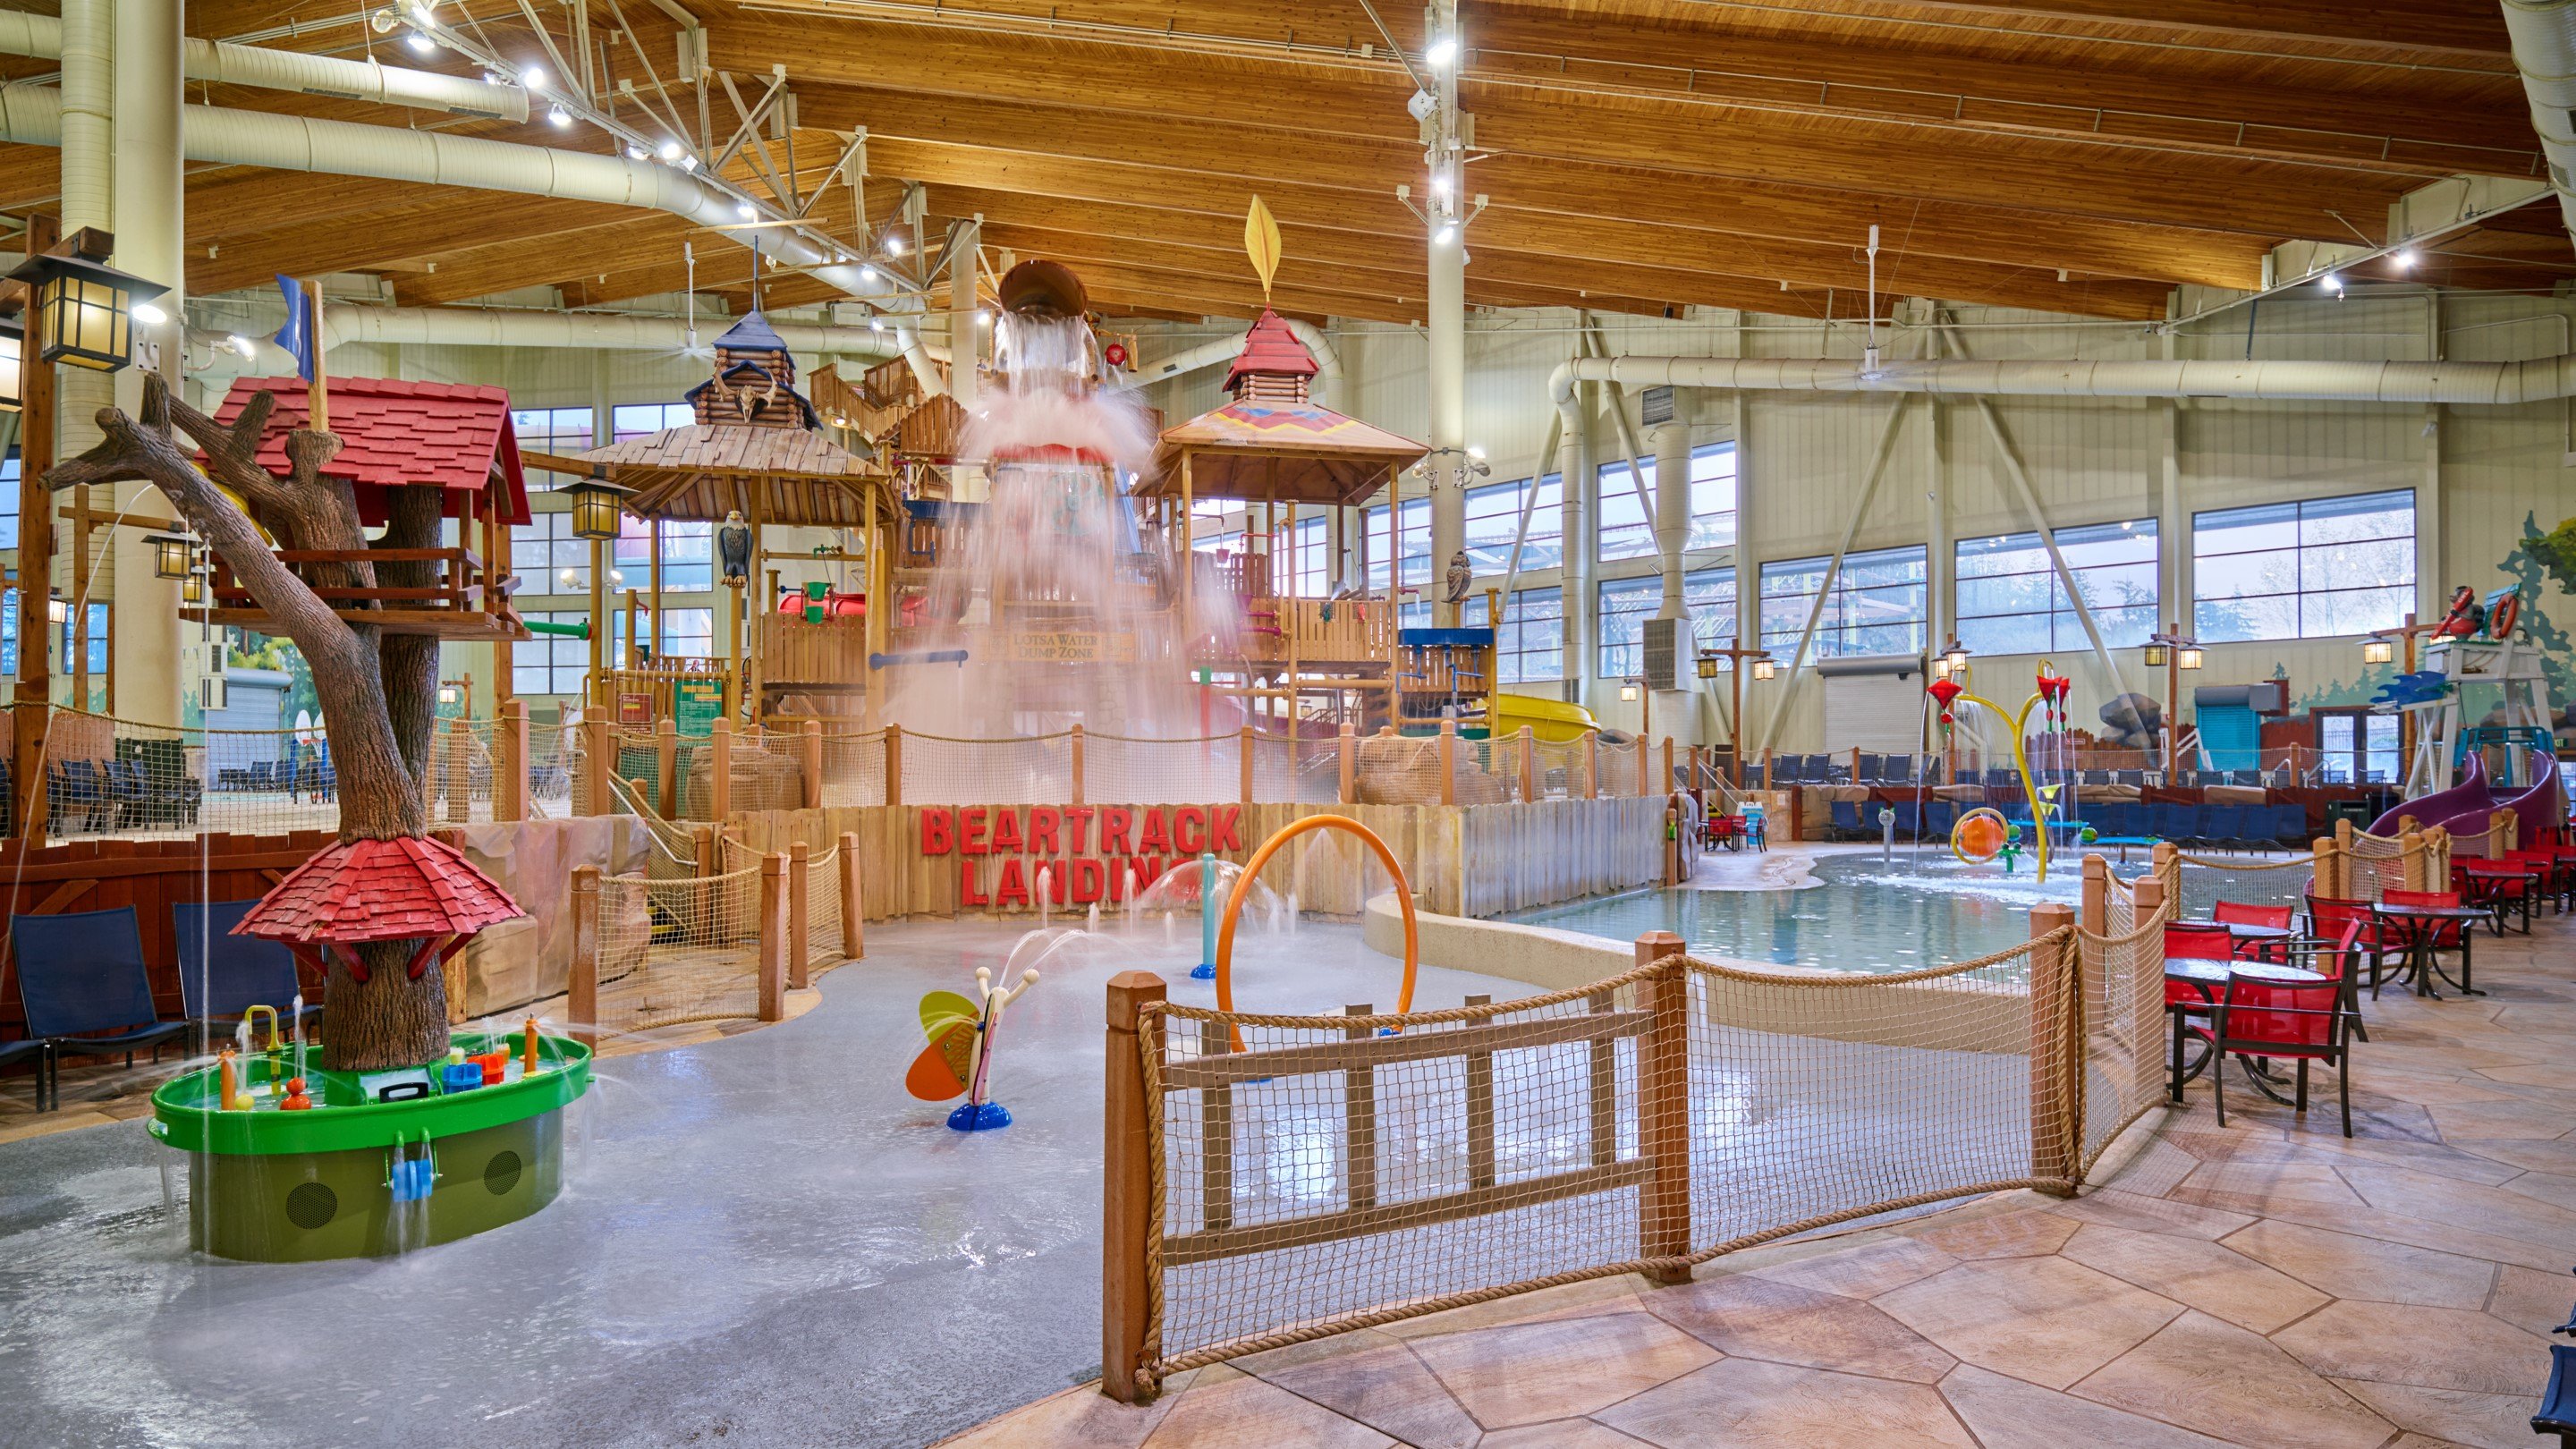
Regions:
[[1083, 733, 1237, 804], [2076, 880, 2174, 1175], [805, 843, 845, 973], [816, 729, 889, 808], [39, 713, 337, 840], [902, 731, 1075, 804], [593, 861, 764, 1035], [1138, 936, 2063, 1380]]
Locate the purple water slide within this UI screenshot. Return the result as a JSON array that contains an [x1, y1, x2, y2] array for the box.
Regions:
[[2367, 750, 2567, 838]]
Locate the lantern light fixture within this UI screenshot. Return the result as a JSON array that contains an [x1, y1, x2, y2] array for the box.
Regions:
[[2142, 640, 2170, 667], [1696, 652, 1718, 682], [1751, 657, 1776, 682], [2178, 647, 2204, 671], [47, 592, 66, 625], [562, 476, 634, 541], [437, 683, 458, 705], [146, 533, 193, 580], [181, 565, 208, 606], [4, 244, 172, 373], [2361, 636, 2394, 665], [1619, 681, 1640, 703]]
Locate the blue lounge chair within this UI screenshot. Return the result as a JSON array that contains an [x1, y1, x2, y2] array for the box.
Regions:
[[1893, 801, 1921, 837], [14, 907, 189, 1087], [1829, 800, 1863, 838], [174, 900, 318, 1047], [0, 1035, 48, 1111]]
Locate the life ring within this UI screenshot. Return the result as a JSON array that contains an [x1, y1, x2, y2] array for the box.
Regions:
[[1952, 807, 2010, 865]]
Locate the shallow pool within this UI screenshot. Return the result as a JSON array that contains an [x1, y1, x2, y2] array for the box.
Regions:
[[1509, 851, 2309, 972]]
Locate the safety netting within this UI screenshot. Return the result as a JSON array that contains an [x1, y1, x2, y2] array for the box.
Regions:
[[1135, 931, 2072, 1382], [591, 860, 764, 1035]]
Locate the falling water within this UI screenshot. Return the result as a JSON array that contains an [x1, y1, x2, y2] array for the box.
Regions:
[[1035, 866, 1053, 929]]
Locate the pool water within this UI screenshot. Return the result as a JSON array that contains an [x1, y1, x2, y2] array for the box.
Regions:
[[1510, 851, 2309, 973]]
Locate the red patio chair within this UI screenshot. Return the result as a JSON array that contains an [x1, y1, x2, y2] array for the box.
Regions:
[[2212, 900, 2294, 962], [2164, 922, 2234, 1014], [2189, 944, 2357, 1137], [2452, 859, 2537, 936], [2304, 894, 2392, 987], [2375, 887, 2466, 999]]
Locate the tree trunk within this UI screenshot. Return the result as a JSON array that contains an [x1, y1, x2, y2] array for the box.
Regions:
[[48, 377, 450, 1069]]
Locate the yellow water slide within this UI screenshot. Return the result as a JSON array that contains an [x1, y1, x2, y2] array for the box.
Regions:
[[1487, 692, 1605, 743]]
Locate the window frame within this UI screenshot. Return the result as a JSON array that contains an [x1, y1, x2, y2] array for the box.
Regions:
[[1954, 518, 2160, 656], [1758, 545, 1928, 662], [2191, 489, 2417, 644]]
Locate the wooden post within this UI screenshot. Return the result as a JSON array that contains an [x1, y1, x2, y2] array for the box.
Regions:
[[1636, 931, 1692, 1284], [2493, 807, 2517, 853], [1344, 1001, 1377, 1210], [1584, 729, 1599, 800], [2130, 871, 2165, 927], [838, 829, 865, 959], [788, 840, 812, 989], [710, 716, 733, 820], [568, 865, 600, 1047], [583, 713, 614, 816], [801, 718, 824, 810], [496, 698, 529, 822], [2401, 829, 2427, 893], [2080, 853, 2108, 936], [2027, 902, 2079, 1197], [1240, 724, 1255, 806], [656, 716, 679, 818], [445, 716, 472, 823], [1849, 746, 1862, 786], [9, 214, 59, 839], [1462, 993, 1496, 1190], [1337, 722, 1355, 804], [2150, 839, 2180, 905], [2313, 835, 2343, 900], [1101, 970, 1168, 1403], [1069, 723, 1086, 807], [884, 723, 902, 810], [1636, 733, 1651, 795], [1519, 724, 1537, 803], [1665, 737, 1677, 797], [1437, 717, 1456, 807], [695, 823, 716, 882], [757, 851, 787, 1021]]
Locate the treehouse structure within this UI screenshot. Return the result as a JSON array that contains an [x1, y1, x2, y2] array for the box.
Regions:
[[194, 377, 535, 645], [1140, 310, 1478, 733], [522, 311, 900, 724]]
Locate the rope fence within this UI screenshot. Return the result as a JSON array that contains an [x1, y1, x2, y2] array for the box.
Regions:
[[1102, 886, 2155, 1398]]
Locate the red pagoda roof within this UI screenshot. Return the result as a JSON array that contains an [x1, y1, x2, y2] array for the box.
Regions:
[[208, 377, 533, 527], [235, 835, 524, 946], [1222, 309, 1319, 393]]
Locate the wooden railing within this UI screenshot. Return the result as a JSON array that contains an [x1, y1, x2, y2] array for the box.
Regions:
[[206, 547, 491, 612]]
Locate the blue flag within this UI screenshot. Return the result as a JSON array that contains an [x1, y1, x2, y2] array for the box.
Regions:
[[271, 274, 314, 382]]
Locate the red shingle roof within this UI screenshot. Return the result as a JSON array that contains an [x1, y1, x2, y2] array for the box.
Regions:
[[234, 835, 525, 946], [208, 376, 533, 526], [1222, 309, 1319, 393]]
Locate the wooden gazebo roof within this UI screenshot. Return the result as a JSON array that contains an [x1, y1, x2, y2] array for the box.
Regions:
[[521, 426, 893, 527], [1145, 313, 1428, 505]]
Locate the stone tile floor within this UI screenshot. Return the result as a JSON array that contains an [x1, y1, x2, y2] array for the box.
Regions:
[[943, 908, 2573, 1449]]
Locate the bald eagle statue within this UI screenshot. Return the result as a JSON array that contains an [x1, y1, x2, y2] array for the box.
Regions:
[[717, 509, 754, 587]]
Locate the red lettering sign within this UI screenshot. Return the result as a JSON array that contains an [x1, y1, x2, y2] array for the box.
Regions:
[[1211, 805, 1244, 852], [962, 807, 989, 855], [1029, 807, 1061, 856], [990, 808, 1024, 853], [920, 808, 953, 855], [1099, 808, 1133, 855], [1173, 805, 1206, 854], [1137, 809, 1170, 855]]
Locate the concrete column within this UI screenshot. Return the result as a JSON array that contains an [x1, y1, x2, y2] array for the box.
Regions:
[[110, 0, 184, 727], [949, 216, 980, 415], [2419, 294, 2445, 616], [55, 0, 114, 710], [1424, 0, 1468, 627], [1651, 397, 1690, 622], [1561, 377, 1596, 699]]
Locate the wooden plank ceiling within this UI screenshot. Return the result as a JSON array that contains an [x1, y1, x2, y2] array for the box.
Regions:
[[0, 0, 2556, 328]]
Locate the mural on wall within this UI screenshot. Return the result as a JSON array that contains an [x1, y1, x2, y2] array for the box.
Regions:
[[2292, 513, 2574, 743]]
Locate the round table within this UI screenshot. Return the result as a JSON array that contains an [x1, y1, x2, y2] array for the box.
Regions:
[[2367, 902, 2488, 998], [2459, 862, 2542, 935], [2164, 957, 2328, 1106]]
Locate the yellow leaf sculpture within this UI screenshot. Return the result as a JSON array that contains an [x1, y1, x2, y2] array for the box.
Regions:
[[1244, 195, 1282, 301]]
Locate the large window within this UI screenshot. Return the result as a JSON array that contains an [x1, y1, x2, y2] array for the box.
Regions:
[[515, 610, 592, 696], [1759, 546, 1927, 660], [1187, 498, 1243, 555], [1956, 519, 2158, 656], [613, 518, 715, 592], [513, 511, 592, 596], [658, 607, 714, 660], [1289, 515, 1329, 597], [512, 407, 595, 484], [612, 402, 692, 440], [0, 451, 19, 550], [61, 602, 106, 677], [1363, 496, 1430, 592], [1597, 443, 1737, 564], [1464, 474, 1563, 574], [1462, 587, 1563, 684], [1598, 568, 1735, 678], [2194, 490, 2415, 642]]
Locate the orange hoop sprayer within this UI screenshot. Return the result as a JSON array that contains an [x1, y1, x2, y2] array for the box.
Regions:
[[1215, 814, 1419, 1047]]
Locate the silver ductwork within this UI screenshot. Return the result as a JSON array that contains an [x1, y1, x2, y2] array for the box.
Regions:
[[1548, 353, 2576, 410], [0, 12, 530, 121], [2503, 0, 2576, 242]]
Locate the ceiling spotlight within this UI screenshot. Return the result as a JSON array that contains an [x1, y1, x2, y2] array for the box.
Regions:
[[736, 201, 758, 220], [2394, 249, 2419, 270], [869, 318, 885, 333], [860, 264, 879, 283], [1424, 35, 1459, 68], [1431, 172, 1452, 199], [2320, 272, 2343, 294], [547, 103, 572, 127], [131, 301, 168, 326], [558, 567, 578, 586], [883, 229, 907, 256], [1465, 445, 1485, 460], [522, 65, 547, 92], [1434, 223, 1458, 244], [404, 28, 436, 53], [657, 139, 684, 162], [975, 309, 991, 326], [626, 144, 648, 160], [678, 155, 699, 172], [225, 334, 256, 358]]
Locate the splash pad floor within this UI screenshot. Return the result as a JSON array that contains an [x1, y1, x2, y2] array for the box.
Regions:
[[0, 917, 1529, 1449]]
